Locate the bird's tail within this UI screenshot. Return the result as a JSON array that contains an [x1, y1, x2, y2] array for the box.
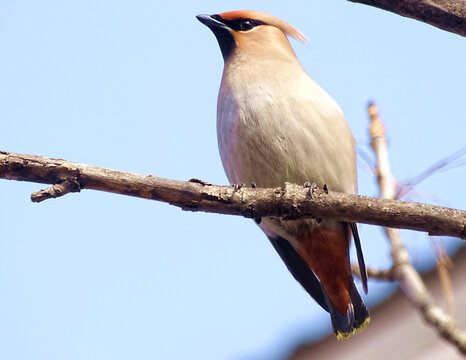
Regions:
[[325, 280, 370, 340]]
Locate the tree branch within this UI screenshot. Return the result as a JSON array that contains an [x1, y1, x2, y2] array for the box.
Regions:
[[1, 150, 465, 239], [368, 103, 466, 355], [352, 264, 395, 281], [348, 0, 466, 37]]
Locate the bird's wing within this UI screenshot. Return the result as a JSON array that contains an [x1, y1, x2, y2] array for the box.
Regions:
[[267, 235, 328, 311], [350, 223, 368, 294]]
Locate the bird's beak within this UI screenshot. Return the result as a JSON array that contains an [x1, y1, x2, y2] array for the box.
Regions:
[[196, 14, 226, 29]]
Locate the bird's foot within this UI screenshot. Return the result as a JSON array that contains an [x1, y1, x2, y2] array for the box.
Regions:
[[304, 182, 318, 198], [232, 183, 245, 191]]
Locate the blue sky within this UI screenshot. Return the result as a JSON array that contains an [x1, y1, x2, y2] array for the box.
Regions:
[[1, 1, 465, 359]]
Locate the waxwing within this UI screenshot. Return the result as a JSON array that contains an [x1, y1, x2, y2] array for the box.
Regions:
[[197, 10, 369, 338]]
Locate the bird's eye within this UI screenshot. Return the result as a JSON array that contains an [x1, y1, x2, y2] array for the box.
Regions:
[[240, 20, 254, 31]]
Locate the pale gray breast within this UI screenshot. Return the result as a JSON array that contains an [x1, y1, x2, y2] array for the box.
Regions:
[[217, 67, 357, 195]]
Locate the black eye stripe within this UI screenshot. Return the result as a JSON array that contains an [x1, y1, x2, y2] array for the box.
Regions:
[[240, 20, 253, 31], [213, 16, 265, 31]]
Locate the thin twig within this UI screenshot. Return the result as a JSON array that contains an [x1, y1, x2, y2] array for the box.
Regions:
[[31, 178, 81, 202], [352, 264, 395, 281], [368, 103, 466, 355], [431, 239, 455, 318], [397, 146, 466, 199]]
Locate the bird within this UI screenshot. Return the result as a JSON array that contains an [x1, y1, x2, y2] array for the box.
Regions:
[[197, 10, 369, 339]]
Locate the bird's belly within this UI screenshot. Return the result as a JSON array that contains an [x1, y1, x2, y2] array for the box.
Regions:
[[217, 89, 354, 192], [217, 83, 356, 239]]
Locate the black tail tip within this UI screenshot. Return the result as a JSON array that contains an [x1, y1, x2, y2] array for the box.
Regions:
[[336, 316, 371, 340], [330, 302, 370, 340], [327, 281, 371, 339]]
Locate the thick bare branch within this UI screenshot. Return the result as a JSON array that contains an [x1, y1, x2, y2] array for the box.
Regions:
[[348, 0, 466, 37], [0, 150, 465, 239], [368, 103, 466, 355]]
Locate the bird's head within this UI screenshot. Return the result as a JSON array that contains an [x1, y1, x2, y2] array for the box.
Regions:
[[196, 10, 308, 62]]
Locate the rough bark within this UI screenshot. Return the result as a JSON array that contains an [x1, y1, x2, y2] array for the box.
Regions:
[[348, 0, 466, 37], [1, 151, 465, 239]]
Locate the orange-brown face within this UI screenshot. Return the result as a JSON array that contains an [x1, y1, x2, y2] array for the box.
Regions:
[[197, 11, 307, 62], [196, 11, 266, 61]]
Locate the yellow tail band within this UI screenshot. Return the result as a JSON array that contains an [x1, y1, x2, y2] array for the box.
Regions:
[[336, 317, 371, 340]]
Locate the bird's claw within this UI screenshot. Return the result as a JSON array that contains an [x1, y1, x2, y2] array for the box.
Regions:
[[232, 183, 245, 191], [323, 184, 329, 194], [304, 182, 318, 197]]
